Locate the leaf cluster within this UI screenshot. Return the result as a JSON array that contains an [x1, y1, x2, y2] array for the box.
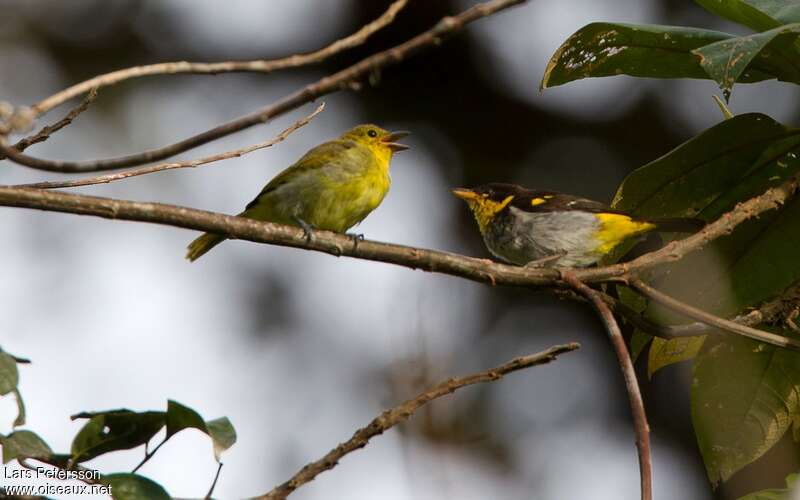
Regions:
[[544, 0, 800, 492]]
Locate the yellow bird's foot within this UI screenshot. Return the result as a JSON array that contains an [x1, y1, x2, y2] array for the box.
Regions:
[[346, 232, 365, 250], [293, 217, 316, 243]]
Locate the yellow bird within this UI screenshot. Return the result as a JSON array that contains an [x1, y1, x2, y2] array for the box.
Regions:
[[187, 124, 409, 261], [453, 183, 704, 267]]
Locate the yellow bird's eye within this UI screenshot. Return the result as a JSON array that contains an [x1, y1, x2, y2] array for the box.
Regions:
[[368, 129, 378, 138]]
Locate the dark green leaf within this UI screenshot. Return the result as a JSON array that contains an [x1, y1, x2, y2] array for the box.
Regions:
[[692, 334, 800, 484], [70, 410, 165, 462], [11, 388, 25, 427], [165, 400, 206, 438], [0, 352, 19, 395], [1, 430, 52, 464], [166, 401, 236, 462], [614, 113, 800, 372], [693, 23, 800, 90], [540, 23, 776, 89], [616, 115, 800, 310], [695, 0, 800, 32], [103, 473, 171, 500], [629, 330, 652, 363]]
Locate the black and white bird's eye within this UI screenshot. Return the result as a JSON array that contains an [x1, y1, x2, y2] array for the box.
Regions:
[[368, 129, 378, 138]]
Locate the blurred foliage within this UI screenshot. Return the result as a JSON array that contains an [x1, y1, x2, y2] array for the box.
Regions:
[[545, 0, 800, 494], [0, 355, 235, 499], [737, 473, 797, 500], [102, 474, 171, 500]]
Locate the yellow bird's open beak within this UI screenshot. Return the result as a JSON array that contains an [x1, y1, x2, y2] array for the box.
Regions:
[[382, 131, 410, 152], [451, 187, 478, 201]]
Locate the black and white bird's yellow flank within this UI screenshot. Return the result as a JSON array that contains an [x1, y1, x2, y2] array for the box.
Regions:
[[453, 183, 704, 268]]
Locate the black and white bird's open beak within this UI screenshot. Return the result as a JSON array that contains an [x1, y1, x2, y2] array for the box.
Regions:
[[383, 131, 410, 152]]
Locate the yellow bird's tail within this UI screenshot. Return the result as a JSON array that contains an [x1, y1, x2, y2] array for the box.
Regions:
[[186, 232, 226, 262]]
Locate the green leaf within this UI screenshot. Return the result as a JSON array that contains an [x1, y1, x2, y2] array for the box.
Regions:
[[540, 23, 776, 89], [737, 473, 798, 499], [615, 113, 800, 327], [70, 410, 166, 463], [693, 23, 800, 91], [692, 334, 800, 484], [165, 400, 206, 437], [166, 401, 236, 462], [206, 417, 236, 461], [738, 486, 791, 500], [1, 430, 52, 464], [103, 473, 171, 500], [11, 388, 25, 428], [629, 330, 653, 363], [0, 352, 19, 395], [695, 0, 800, 32], [648, 336, 706, 377]]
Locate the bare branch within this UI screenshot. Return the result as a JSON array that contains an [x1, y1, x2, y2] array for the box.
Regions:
[[627, 278, 800, 350], [30, 1, 409, 117], [1, 0, 525, 173], [562, 273, 652, 500], [5, 88, 99, 159], [0, 186, 564, 287], [12, 103, 324, 190], [256, 342, 580, 500], [605, 282, 800, 339]]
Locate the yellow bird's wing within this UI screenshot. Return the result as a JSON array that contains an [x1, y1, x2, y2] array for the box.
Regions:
[[244, 140, 357, 212]]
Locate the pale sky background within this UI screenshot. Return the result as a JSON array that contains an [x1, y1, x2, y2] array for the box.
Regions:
[[1, 0, 797, 499]]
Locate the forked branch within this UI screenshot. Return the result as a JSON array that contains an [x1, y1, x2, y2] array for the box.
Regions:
[[11, 104, 325, 190], [562, 273, 652, 500], [0, 0, 526, 173], [256, 342, 580, 500], [29, 0, 409, 116]]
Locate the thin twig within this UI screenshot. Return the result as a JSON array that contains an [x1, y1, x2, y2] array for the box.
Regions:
[[3, 88, 99, 160], [205, 462, 223, 500], [131, 437, 168, 473], [30, 1, 409, 117], [12, 103, 324, 190], [627, 278, 800, 350], [604, 282, 800, 339], [256, 343, 579, 500], [0, 0, 526, 173], [562, 273, 652, 500]]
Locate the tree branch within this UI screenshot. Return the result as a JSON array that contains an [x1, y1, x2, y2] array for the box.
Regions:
[[627, 278, 799, 350], [0, 186, 564, 286], [29, 0, 409, 117], [256, 342, 580, 500], [0, 0, 526, 173], [3, 88, 98, 160], [0, 172, 797, 350], [561, 273, 652, 500], [605, 281, 800, 339], [10, 103, 324, 190]]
